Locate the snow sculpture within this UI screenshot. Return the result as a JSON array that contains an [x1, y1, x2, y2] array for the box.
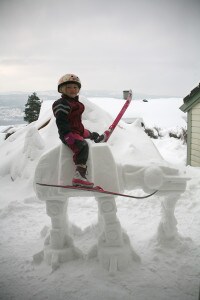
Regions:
[[34, 139, 188, 273], [34, 142, 140, 273], [33, 97, 189, 273]]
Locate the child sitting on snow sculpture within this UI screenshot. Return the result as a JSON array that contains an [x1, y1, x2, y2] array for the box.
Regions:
[[52, 73, 100, 188]]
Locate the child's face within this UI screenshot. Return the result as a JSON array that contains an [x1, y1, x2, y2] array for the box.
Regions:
[[62, 83, 80, 98]]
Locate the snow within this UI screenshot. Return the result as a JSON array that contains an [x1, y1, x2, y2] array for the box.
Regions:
[[89, 97, 186, 128], [0, 96, 200, 300]]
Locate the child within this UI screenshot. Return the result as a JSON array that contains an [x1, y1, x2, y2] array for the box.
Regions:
[[52, 74, 100, 187]]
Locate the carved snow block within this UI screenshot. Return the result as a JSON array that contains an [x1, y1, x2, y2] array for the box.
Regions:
[[46, 200, 66, 217], [44, 243, 82, 270], [157, 192, 180, 241], [97, 241, 135, 275], [98, 198, 118, 224], [96, 197, 117, 231], [102, 212, 118, 224], [104, 222, 124, 246], [98, 198, 117, 214], [49, 229, 65, 249], [44, 200, 82, 269], [58, 143, 75, 185], [46, 201, 67, 229], [45, 200, 67, 251], [90, 143, 120, 192], [97, 227, 141, 275], [34, 143, 76, 199]]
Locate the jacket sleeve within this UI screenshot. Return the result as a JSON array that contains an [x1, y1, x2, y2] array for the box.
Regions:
[[52, 100, 71, 136], [83, 129, 91, 138]]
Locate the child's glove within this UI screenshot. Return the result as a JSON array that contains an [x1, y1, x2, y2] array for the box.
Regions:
[[90, 132, 100, 141], [94, 130, 110, 143], [64, 133, 75, 145], [94, 134, 105, 143]]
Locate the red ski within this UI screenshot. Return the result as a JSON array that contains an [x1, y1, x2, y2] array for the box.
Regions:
[[36, 182, 157, 199], [96, 90, 133, 143]]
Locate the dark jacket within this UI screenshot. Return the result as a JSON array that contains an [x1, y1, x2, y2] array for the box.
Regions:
[[52, 94, 89, 140]]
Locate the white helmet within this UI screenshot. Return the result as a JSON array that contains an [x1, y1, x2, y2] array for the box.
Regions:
[[58, 74, 81, 93]]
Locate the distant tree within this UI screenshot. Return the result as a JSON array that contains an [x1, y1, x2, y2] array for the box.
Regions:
[[24, 92, 41, 123]]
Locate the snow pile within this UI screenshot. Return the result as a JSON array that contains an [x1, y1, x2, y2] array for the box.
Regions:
[[0, 96, 199, 300], [89, 97, 186, 128]]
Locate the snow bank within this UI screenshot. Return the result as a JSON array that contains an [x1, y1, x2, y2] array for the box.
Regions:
[[89, 97, 186, 128]]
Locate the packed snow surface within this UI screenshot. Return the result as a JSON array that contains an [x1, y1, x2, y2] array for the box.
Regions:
[[0, 96, 199, 300]]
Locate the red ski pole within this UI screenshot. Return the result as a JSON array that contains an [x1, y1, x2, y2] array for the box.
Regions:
[[96, 90, 132, 143]]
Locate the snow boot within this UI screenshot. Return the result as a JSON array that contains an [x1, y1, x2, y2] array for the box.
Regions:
[[72, 165, 94, 188]]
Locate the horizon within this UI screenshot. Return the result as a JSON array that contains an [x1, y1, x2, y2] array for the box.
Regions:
[[0, 88, 183, 99]]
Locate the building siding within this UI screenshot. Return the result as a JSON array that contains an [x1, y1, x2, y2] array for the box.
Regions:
[[191, 160, 200, 167], [190, 101, 200, 166], [180, 84, 200, 167], [192, 101, 200, 110]]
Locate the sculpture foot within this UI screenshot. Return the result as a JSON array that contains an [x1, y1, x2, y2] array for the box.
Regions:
[[44, 244, 83, 270]]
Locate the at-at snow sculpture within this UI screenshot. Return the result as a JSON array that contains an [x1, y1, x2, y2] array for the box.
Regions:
[[33, 97, 189, 274]]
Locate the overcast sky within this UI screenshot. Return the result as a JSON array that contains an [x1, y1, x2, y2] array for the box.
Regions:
[[0, 0, 199, 97]]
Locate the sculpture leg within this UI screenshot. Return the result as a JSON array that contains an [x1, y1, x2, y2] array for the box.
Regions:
[[95, 196, 140, 275], [44, 199, 82, 270], [157, 192, 181, 242]]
